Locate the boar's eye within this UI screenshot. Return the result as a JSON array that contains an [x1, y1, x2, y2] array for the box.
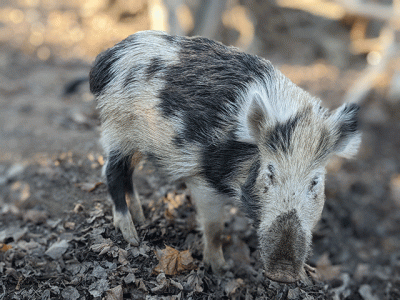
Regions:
[[267, 164, 275, 183], [309, 177, 319, 191]]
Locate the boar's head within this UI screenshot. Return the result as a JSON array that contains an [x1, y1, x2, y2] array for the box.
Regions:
[[240, 89, 361, 283]]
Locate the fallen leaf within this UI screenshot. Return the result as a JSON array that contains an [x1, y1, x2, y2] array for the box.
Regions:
[[105, 285, 123, 300], [151, 273, 169, 292], [77, 182, 103, 192], [64, 222, 75, 230], [91, 239, 113, 255], [0, 226, 27, 243], [225, 278, 244, 296], [124, 273, 136, 284], [73, 203, 84, 213], [186, 270, 203, 293], [359, 284, 379, 300], [136, 279, 147, 292], [313, 253, 341, 281], [118, 248, 129, 265], [153, 245, 196, 275], [45, 240, 69, 260], [170, 279, 183, 290], [0, 243, 12, 252], [89, 279, 109, 298], [61, 286, 80, 300]]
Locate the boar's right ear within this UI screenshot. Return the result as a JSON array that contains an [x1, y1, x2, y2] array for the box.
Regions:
[[247, 93, 269, 142], [329, 103, 361, 159]]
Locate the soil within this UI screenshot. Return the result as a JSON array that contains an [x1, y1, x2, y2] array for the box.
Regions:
[[1, 1, 400, 300]]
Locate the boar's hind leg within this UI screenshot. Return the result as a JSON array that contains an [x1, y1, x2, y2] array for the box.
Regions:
[[106, 151, 140, 246], [187, 181, 229, 274]]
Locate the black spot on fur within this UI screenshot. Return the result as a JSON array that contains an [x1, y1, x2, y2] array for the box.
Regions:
[[145, 57, 166, 81], [157, 35, 273, 147], [105, 151, 134, 213], [266, 115, 300, 153], [201, 140, 259, 197], [240, 159, 262, 225], [89, 48, 120, 96], [338, 103, 359, 140], [90, 35, 137, 96]]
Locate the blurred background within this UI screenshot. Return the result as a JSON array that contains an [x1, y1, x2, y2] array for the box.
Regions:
[[0, 0, 400, 297]]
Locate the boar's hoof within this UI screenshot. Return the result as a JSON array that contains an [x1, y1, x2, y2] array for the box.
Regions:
[[113, 209, 140, 246]]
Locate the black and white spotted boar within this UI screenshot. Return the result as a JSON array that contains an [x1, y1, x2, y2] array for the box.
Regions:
[[89, 31, 361, 283]]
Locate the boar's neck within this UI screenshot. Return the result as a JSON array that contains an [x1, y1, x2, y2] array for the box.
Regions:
[[201, 139, 260, 221]]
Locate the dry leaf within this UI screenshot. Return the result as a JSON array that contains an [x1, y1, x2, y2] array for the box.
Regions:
[[118, 248, 129, 265], [73, 203, 84, 213], [313, 253, 341, 281], [153, 245, 196, 275], [0, 243, 12, 252], [91, 239, 113, 255], [77, 182, 103, 192], [225, 278, 244, 296], [105, 285, 123, 300], [186, 271, 203, 293], [45, 240, 69, 260]]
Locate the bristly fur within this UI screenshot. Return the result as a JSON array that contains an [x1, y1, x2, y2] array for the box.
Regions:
[[90, 30, 361, 280]]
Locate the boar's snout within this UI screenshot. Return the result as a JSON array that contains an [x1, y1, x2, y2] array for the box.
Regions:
[[259, 210, 310, 283]]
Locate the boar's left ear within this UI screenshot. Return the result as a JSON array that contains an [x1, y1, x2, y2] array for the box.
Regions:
[[246, 93, 270, 142], [329, 103, 362, 158]]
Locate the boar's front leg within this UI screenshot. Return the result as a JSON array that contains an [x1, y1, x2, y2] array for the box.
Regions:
[[187, 180, 229, 274], [106, 151, 143, 246]]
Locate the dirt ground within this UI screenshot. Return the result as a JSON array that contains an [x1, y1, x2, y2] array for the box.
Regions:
[[1, 1, 400, 299]]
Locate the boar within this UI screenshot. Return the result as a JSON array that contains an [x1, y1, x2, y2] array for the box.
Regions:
[[89, 30, 361, 283]]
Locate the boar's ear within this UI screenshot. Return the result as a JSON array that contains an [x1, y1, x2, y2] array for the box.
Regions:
[[246, 93, 269, 142], [329, 103, 361, 158]]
